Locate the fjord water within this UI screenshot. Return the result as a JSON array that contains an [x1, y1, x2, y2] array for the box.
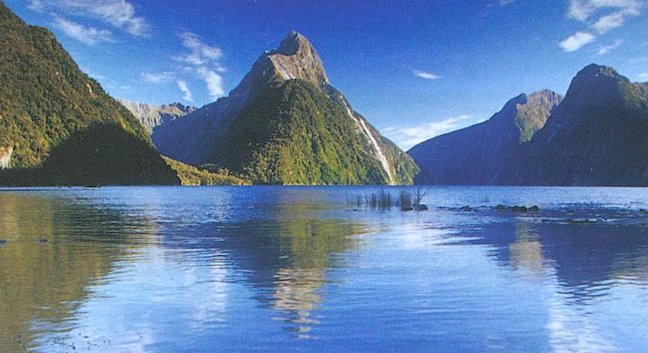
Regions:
[[1, 187, 648, 352]]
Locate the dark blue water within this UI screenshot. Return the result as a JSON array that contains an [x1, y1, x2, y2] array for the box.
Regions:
[[1, 186, 648, 352]]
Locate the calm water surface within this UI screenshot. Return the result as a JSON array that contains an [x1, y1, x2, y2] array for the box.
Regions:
[[1, 186, 648, 352]]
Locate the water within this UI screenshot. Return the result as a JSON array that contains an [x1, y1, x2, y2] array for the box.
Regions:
[[1, 186, 648, 352]]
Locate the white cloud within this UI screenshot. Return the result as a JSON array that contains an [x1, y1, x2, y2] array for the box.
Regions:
[[638, 72, 648, 80], [500, 0, 516, 5], [177, 80, 194, 103], [592, 11, 628, 33], [174, 31, 226, 100], [413, 70, 441, 80], [141, 72, 175, 84], [596, 39, 623, 54], [383, 115, 476, 150], [175, 32, 224, 66], [560, 31, 596, 52], [563, 0, 644, 53], [568, 0, 643, 21], [27, 0, 44, 11], [52, 16, 114, 45], [196, 67, 225, 99], [28, 0, 149, 36]]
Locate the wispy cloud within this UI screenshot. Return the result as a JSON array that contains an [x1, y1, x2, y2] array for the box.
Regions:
[[177, 80, 194, 103], [561, 0, 644, 52], [592, 11, 627, 33], [596, 39, 623, 54], [52, 16, 114, 45], [383, 115, 476, 150], [638, 72, 648, 81], [499, 0, 516, 5], [175, 32, 224, 66], [141, 72, 175, 84], [568, 0, 642, 21], [413, 70, 441, 80], [560, 31, 596, 52], [28, 0, 149, 36], [175, 31, 226, 100], [196, 67, 225, 98]]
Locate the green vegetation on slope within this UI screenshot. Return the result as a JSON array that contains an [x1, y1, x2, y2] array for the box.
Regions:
[[208, 80, 390, 185], [163, 157, 250, 186], [0, 3, 149, 168]]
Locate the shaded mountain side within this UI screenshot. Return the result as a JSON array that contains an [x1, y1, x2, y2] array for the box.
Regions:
[[153, 31, 418, 185], [0, 3, 148, 168], [508, 64, 648, 186], [409, 90, 562, 184], [118, 100, 196, 132], [0, 123, 246, 186]]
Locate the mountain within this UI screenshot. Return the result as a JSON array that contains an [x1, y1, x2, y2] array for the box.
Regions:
[[0, 3, 228, 186], [154, 31, 418, 185], [512, 64, 648, 186], [118, 99, 196, 132], [410, 64, 648, 186], [409, 90, 562, 184]]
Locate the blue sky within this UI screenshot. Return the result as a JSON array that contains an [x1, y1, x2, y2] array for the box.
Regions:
[[5, 0, 648, 150]]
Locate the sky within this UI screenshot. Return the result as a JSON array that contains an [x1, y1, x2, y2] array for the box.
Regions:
[[5, 0, 648, 150]]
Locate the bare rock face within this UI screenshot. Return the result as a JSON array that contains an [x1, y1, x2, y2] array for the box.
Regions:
[[228, 31, 330, 104], [118, 100, 196, 131], [0, 146, 13, 169]]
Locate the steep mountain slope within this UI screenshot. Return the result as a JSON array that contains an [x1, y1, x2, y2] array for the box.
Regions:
[[154, 31, 418, 185], [0, 3, 237, 186], [514, 64, 648, 186], [118, 100, 196, 132], [409, 90, 562, 184], [0, 3, 150, 167]]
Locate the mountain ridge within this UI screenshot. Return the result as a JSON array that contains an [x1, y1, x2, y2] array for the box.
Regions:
[[410, 63, 648, 186], [408, 89, 562, 184]]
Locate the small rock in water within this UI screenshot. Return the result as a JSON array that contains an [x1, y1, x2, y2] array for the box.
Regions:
[[510, 206, 528, 213], [416, 204, 428, 211], [640, 209, 648, 214], [567, 218, 598, 225], [0, 239, 7, 245], [460, 205, 472, 211], [38, 238, 49, 244], [401, 206, 414, 212]]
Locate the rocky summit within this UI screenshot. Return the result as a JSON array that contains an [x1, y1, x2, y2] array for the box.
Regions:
[[154, 31, 418, 185]]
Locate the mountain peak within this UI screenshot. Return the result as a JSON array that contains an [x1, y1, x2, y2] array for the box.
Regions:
[[574, 63, 627, 83], [267, 31, 329, 85], [228, 32, 330, 102], [277, 31, 312, 55]]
